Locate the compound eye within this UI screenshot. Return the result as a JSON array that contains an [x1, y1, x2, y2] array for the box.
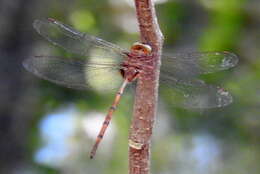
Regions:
[[142, 46, 151, 54], [133, 45, 143, 51], [131, 42, 152, 54]]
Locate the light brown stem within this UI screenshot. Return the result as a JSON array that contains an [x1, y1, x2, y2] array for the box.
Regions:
[[129, 1, 164, 174]]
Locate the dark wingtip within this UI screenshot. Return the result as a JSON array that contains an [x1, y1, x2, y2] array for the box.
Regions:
[[90, 151, 96, 159]]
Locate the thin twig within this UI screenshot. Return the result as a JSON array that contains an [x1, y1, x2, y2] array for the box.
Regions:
[[129, 1, 164, 174]]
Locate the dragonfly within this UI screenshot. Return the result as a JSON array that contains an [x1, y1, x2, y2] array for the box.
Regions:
[[23, 18, 238, 159]]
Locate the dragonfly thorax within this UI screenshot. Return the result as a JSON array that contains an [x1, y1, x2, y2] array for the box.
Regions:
[[130, 42, 152, 55]]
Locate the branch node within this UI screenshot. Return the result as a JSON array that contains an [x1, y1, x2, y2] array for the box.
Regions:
[[129, 139, 144, 150]]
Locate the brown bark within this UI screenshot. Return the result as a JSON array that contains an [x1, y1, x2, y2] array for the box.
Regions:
[[129, 1, 164, 174]]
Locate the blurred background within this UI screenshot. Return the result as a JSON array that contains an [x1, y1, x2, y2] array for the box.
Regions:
[[0, 0, 260, 174]]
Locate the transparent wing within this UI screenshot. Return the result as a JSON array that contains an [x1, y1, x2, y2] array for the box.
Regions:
[[159, 75, 232, 108], [23, 56, 124, 91], [161, 51, 238, 79], [33, 18, 128, 62]]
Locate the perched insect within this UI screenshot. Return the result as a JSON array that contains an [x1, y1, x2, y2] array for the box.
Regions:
[[23, 18, 238, 158]]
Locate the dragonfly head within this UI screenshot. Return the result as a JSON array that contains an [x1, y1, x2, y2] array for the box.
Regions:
[[130, 42, 152, 55]]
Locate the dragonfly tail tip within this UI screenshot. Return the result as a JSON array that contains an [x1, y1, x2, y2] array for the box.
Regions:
[[90, 153, 95, 159]]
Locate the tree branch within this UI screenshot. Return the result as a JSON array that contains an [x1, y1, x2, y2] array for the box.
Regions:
[[129, 1, 164, 174]]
